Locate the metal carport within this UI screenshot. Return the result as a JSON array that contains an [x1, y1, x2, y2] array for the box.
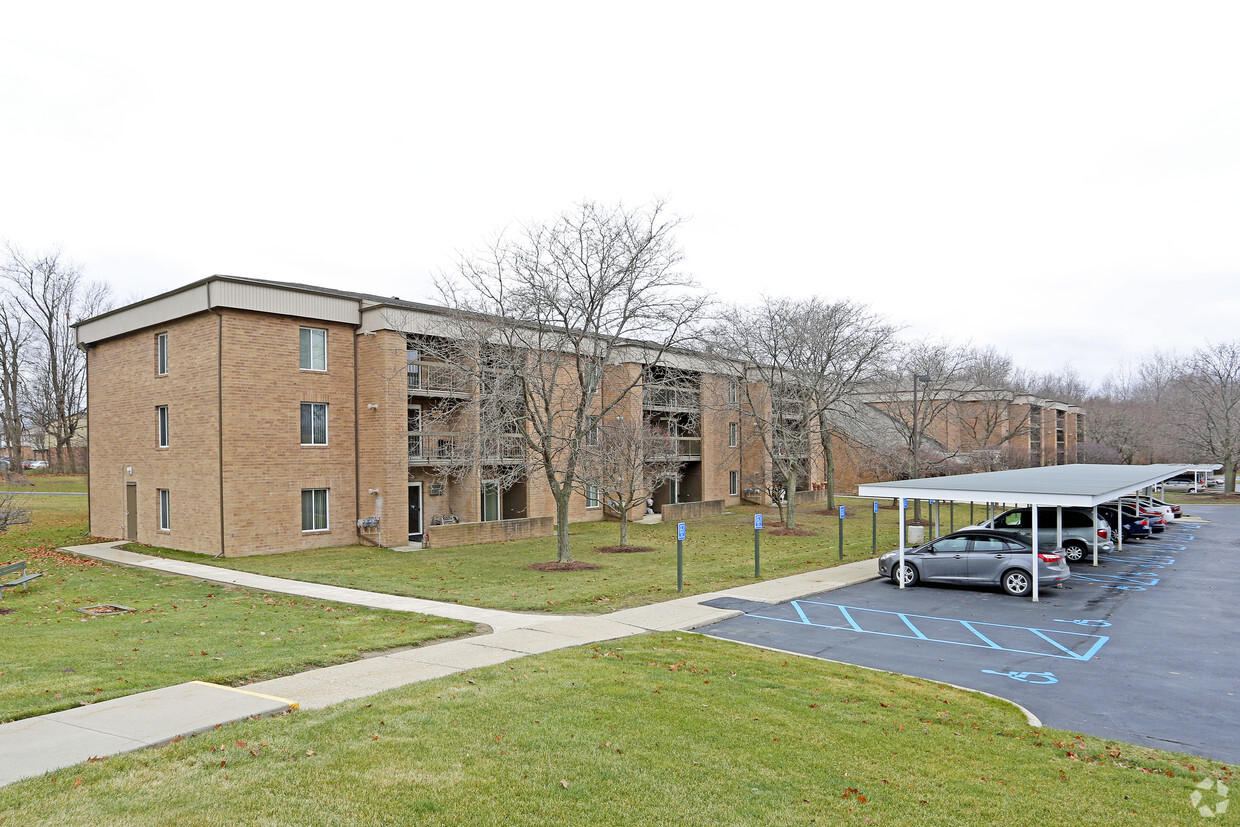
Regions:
[[857, 463, 1200, 601]]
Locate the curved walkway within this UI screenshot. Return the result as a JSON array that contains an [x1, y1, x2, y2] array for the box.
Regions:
[[0, 542, 879, 787]]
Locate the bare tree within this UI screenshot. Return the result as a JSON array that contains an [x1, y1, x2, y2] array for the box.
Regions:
[[2, 244, 111, 472], [951, 346, 1032, 470], [0, 491, 30, 532], [873, 339, 979, 519], [1172, 340, 1240, 493], [430, 201, 707, 563], [579, 417, 681, 547], [0, 304, 30, 463], [707, 297, 897, 528]]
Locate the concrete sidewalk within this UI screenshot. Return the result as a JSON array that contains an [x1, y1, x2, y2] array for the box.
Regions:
[[0, 543, 878, 786]]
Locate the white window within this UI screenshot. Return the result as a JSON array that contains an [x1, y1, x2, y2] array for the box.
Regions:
[[156, 332, 168, 376], [300, 402, 328, 445], [728, 380, 738, 405], [299, 327, 327, 371], [157, 488, 170, 530], [301, 488, 329, 531], [586, 484, 600, 509], [585, 415, 600, 446], [729, 471, 738, 496], [729, 422, 738, 448], [157, 406, 169, 448]]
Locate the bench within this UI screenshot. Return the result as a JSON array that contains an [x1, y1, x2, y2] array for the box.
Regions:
[[0, 560, 42, 598]]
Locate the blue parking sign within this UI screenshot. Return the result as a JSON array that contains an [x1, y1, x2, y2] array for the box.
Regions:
[[755, 514, 763, 530], [677, 522, 686, 541], [873, 501, 879, 514], [839, 505, 846, 519]]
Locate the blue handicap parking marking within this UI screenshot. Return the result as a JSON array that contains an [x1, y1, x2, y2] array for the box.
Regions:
[[1054, 619, 1112, 628], [982, 670, 1058, 684], [1070, 571, 1160, 587], [749, 601, 1110, 661]]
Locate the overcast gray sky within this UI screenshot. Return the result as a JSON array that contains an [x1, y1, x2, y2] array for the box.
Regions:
[[3, 2, 1237, 387]]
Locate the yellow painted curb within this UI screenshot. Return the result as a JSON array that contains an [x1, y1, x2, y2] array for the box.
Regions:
[[190, 680, 300, 711]]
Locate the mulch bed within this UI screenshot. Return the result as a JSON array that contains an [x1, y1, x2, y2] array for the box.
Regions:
[[528, 561, 603, 572], [595, 545, 655, 554]]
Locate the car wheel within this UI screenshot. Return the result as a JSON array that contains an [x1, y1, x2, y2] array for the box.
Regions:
[[1063, 542, 1087, 564], [1002, 569, 1032, 596], [893, 562, 919, 588]]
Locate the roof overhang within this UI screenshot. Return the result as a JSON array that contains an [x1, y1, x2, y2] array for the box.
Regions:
[[857, 464, 1200, 508]]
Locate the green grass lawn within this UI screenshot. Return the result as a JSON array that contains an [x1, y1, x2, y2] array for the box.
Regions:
[[0, 633, 1227, 825], [130, 499, 987, 614], [0, 472, 88, 494], [1, 486, 474, 722]]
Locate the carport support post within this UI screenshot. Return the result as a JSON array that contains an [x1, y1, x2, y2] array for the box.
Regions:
[[1056, 507, 1063, 551], [1117, 497, 1123, 551], [949, 501, 954, 532], [1031, 504, 1040, 603], [898, 498, 907, 589], [933, 500, 940, 537], [1092, 505, 1099, 566], [970, 501, 974, 524]]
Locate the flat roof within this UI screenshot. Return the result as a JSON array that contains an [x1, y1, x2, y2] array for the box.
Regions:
[[856, 463, 1199, 508]]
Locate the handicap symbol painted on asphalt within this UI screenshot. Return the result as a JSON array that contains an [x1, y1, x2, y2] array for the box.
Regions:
[[1053, 619, 1112, 628], [1102, 585, 1146, 591], [982, 670, 1058, 684]]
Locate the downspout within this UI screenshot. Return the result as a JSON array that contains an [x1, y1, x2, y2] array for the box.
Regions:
[[354, 328, 363, 545], [209, 308, 226, 559], [80, 342, 91, 534]]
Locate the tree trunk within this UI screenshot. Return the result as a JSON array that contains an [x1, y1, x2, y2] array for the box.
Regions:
[[619, 511, 629, 546], [823, 429, 836, 511], [554, 488, 573, 563]]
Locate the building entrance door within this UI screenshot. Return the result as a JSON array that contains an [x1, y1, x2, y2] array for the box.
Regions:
[[125, 482, 138, 540], [408, 483, 423, 543], [481, 481, 500, 522]]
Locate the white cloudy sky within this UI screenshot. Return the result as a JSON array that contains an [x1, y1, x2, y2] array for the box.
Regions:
[[3, 2, 1238, 387]]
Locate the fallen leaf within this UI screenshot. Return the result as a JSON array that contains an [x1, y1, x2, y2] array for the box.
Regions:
[[306, 749, 315, 756], [560, 779, 569, 789], [73, 777, 82, 787]]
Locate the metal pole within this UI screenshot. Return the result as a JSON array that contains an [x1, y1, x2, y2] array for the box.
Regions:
[[1117, 496, 1123, 551], [838, 505, 845, 561], [970, 501, 974, 524], [677, 537, 683, 592], [949, 501, 954, 532], [872, 501, 878, 556], [754, 525, 760, 578], [933, 500, 940, 538], [1092, 504, 1099, 567], [898, 498, 907, 589], [1031, 504, 1040, 603]]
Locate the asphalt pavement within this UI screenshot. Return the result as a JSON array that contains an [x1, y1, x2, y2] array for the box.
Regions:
[[701, 506, 1240, 764]]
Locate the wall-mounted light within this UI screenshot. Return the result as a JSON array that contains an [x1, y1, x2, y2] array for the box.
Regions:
[[367, 403, 379, 410]]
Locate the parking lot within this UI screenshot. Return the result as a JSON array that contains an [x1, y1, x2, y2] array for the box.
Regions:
[[700, 505, 1240, 764]]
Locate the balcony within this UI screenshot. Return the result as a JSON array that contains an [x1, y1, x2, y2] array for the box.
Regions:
[[408, 432, 526, 465], [674, 437, 702, 460], [407, 362, 471, 398], [642, 385, 700, 412]]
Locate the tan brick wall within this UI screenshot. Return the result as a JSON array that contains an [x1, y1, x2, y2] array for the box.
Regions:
[[218, 310, 358, 556], [424, 516, 554, 549], [87, 312, 223, 553], [356, 329, 412, 547]]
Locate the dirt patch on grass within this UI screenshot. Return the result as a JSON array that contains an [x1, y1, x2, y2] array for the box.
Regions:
[[0, 607, 14, 615], [528, 561, 603, 572], [595, 545, 655, 554], [767, 526, 818, 537]]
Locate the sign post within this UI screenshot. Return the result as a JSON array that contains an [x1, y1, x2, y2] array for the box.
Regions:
[[754, 513, 762, 577], [871, 501, 878, 556], [838, 505, 845, 560], [677, 522, 686, 592]]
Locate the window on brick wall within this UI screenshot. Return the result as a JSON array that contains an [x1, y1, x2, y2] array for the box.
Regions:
[[586, 484, 600, 509], [157, 406, 169, 448], [729, 470, 738, 496], [300, 402, 328, 445], [728, 380, 738, 405], [301, 488, 329, 531], [299, 327, 327, 371], [157, 488, 170, 531], [156, 332, 168, 375], [729, 422, 738, 448]]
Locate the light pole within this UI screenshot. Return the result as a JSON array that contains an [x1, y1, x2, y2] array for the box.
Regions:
[[910, 373, 932, 520]]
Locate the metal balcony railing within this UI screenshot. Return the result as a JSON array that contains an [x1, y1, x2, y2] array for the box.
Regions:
[[642, 385, 701, 411], [409, 431, 525, 464], [407, 362, 470, 397], [675, 437, 702, 459]]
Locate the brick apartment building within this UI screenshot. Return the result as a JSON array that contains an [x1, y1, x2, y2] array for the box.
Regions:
[[76, 276, 813, 557], [76, 276, 1083, 558]]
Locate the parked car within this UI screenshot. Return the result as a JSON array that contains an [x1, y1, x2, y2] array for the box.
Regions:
[[1142, 495, 1181, 518], [1096, 504, 1153, 541], [877, 530, 1070, 596], [965, 506, 1114, 564], [22, 459, 48, 470]]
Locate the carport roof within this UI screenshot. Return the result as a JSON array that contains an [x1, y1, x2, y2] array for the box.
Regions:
[[856, 463, 1197, 508]]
